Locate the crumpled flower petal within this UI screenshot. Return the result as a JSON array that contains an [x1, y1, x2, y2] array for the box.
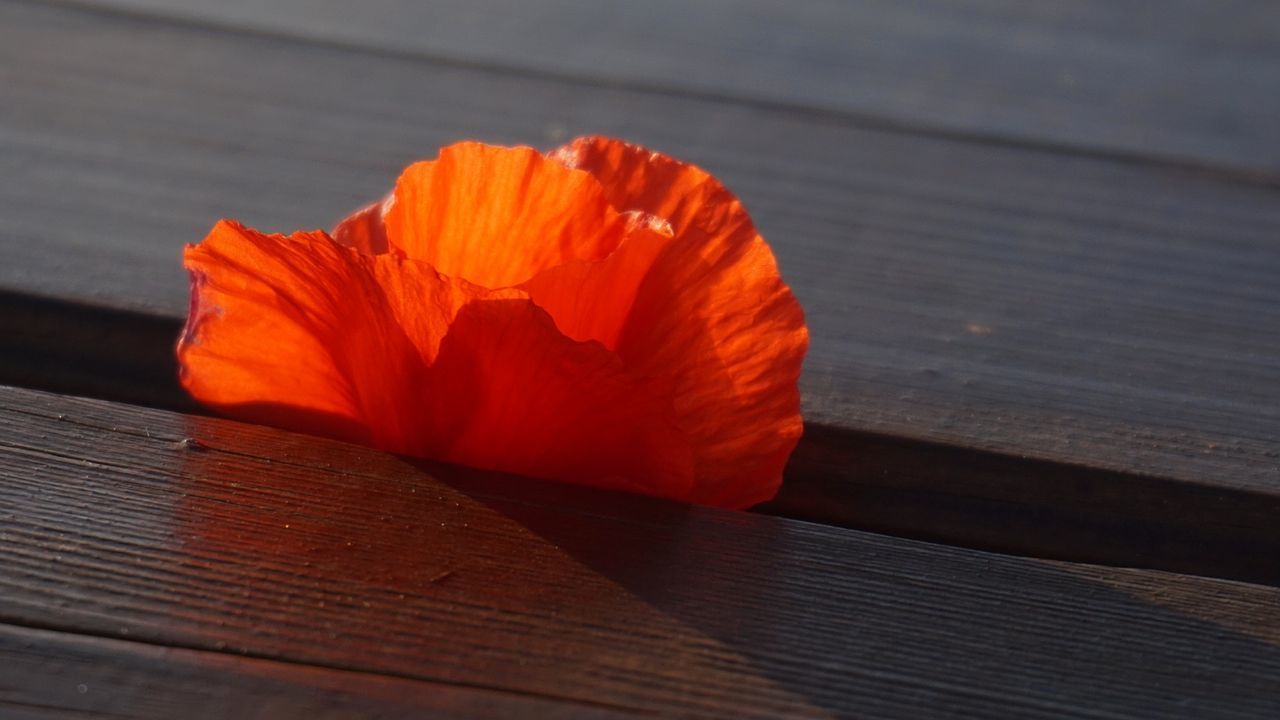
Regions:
[[518, 213, 673, 349], [179, 137, 807, 509], [180, 220, 693, 496], [383, 142, 632, 288], [420, 297, 693, 496]]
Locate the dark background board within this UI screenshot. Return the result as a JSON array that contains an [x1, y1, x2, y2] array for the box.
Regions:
[[2, 384, 1279, 720], [2, 0, 1278, 576], [79, 0, 1280, 175]]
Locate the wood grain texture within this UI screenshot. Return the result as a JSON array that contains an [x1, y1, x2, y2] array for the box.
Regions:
[[0, 623, 622, 720], [1, 384, 1279, 719], [76, 0, 1280, 174], [2, 1, 1279, 568]]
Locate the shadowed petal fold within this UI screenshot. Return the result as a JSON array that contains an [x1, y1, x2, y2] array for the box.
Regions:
[[419, 298, 694, 496], [332, 197, 391, 255], [519, 213, 673, 349]]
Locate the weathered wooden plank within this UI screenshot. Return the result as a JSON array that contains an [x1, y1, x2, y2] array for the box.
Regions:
[[0, 623, 622, 720], [2, 0, 1279, 570], [77, 0, 1280, 174], [1, 385, 1279, 719]]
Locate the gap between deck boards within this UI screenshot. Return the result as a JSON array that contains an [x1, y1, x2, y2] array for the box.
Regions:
[[5, 289, 1276, 588]]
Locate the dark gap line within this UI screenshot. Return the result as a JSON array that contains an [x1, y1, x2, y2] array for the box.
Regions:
[[767, 423, 1280, 588]]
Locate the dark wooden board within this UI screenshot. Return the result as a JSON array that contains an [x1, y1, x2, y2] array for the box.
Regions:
[[77, 0, 1280, 174], [2, 0, 1279, 574], [0, 623, 621, 720], [2, 385, 1280, 719]]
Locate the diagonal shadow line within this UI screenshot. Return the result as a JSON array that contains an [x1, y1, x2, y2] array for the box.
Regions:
[[425, 466, 1280, 719]]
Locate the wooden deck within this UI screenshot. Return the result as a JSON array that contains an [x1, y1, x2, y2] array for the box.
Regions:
[[1, 1, 1278, 717]]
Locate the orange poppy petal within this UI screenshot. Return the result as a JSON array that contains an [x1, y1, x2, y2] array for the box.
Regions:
[[383, 142, 631, 288], [332, 196, 391, 255], [180, 220, 458, 450], [416, 297, 694, 497], [548, 136, 728, 237], [620, 233, 807, 508], [518, 213, 672, 349], [551, 137, 808, 508], [180, 219, 693, 497]]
